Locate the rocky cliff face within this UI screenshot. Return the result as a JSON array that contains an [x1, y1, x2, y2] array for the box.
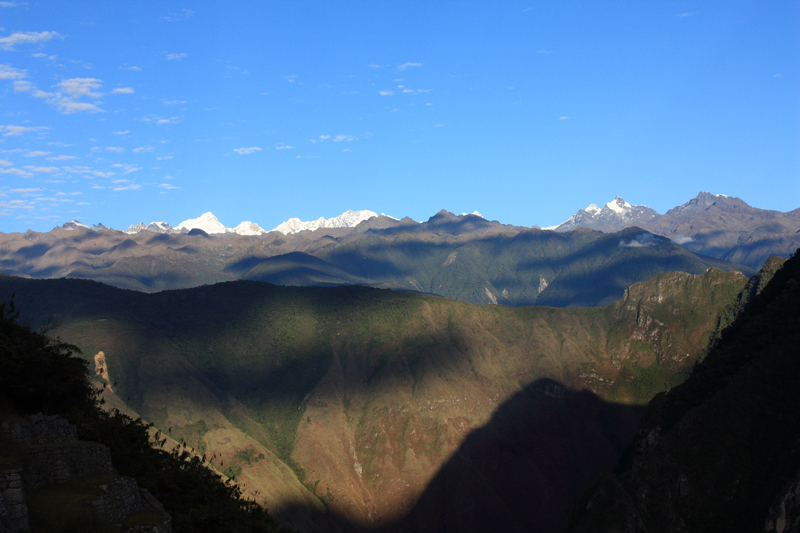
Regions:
[[566, 251, 800, 532]]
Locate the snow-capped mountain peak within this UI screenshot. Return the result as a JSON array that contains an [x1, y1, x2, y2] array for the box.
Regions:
[[233, 221, 267, 235], [177, 212, 230, 234], [60, 220, 90, 230], [126, 221, 181, 234], [605, 196, 633, 214], [549, 196, 657, 232], [271, 210, 379, 234]]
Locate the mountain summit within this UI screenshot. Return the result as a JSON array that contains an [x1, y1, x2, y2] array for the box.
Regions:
[[549, 196, 658, 232], [177, 212, 229, 234], [271, 209, 379, 234]]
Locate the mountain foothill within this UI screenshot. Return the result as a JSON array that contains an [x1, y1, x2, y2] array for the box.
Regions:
[[0, 191, 797, 533]]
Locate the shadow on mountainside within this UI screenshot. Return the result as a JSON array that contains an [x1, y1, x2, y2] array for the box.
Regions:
[[273, 379, 645, 533]]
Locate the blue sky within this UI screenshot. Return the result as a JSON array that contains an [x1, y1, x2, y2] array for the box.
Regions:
[[1, 1, 798, 233]]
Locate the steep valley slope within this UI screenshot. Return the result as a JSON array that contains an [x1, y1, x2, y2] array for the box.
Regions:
[[0, 264, 756, 532], [566, 252, 799, 532]]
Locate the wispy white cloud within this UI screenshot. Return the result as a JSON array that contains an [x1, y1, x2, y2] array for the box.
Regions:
[[113, 183, 141, 191], [55, 99, 103, 114], [156, 155, 172, 160], [398, 62, 423, 70], [559, 116, 569, 120], [774, 73, 783, 79], [31, 52, 57, 60], [105, 146, 125, 153], [23, 165, 58, 173], [37, 196, 75, 203], [0, 167, 34, 177], [142, 115, 181, 125], [333, 134, 356, 142], [676, 12, 694, 17], [165, 53, 187, 60], [158, 183, 178, 190], [0, 31, 62, 50], [0, 199, 35, 210], [112, 87, 134, 94], [112, 130, 130, 135], [23, 151, 49, 157], [0, 159, 11, 166], [59, 78, 102, 98], [163, 9, 195, 22], [15, 77, 105, 114], [619, 233, 660, 247], [46, 155, 76, 161], [120, 64, 142, 71], [0, 124, 48, 136], [133, 146, 153, 153], [537, 50, 553, 54], [0, 64, 27, 79], [63, 165, 92, 174], [0, 2, 29, 7], [275, 144, 294, 150], [111, 163, 142, 174], [379, 90, 394, 96], [233, 147, 261, 155], [163, 100, 186, 105]]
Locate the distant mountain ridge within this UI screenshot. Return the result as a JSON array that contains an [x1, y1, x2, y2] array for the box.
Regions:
[[547, 192, 800, 268], [55, 193, 800, 270], [1, 212, 752, 306]]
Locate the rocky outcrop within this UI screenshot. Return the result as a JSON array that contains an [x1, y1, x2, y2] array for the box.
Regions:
[[0, 413, 172, 533]]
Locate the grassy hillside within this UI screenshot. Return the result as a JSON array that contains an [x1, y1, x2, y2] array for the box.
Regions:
[[0, 265, 749, 531]]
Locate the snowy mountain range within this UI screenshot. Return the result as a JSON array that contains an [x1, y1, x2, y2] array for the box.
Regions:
[[98, 210, 382, 236], [544, 196, 658, 232], [271, 210, 382, 234]]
